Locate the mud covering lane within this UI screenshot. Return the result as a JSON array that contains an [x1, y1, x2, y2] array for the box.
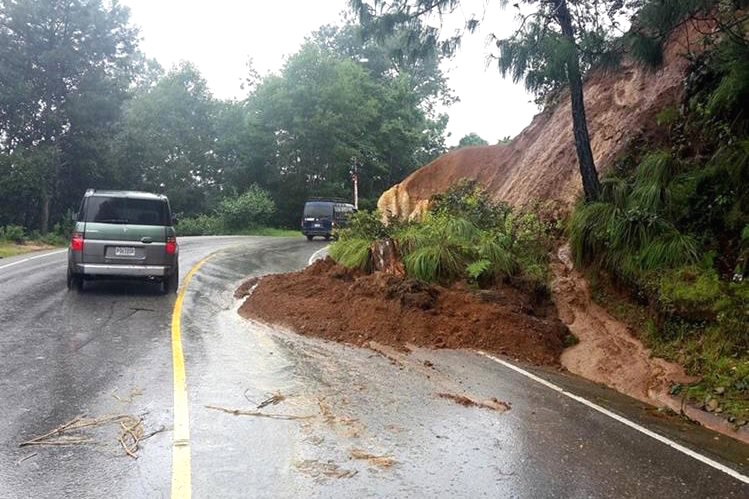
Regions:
[[0, 236, 323, 499]]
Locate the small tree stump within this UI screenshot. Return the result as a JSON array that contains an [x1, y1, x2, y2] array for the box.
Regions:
[[370, 239, 405, 276]]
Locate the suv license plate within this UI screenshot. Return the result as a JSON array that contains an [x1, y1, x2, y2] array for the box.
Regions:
[[115, 246, 136, 257], [313, 223, 321, 228]]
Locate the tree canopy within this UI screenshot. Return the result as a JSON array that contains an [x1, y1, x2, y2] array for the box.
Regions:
[[0, 0, 141, 231], [457, 133, 489, 147], [0, 3, 450, 232]]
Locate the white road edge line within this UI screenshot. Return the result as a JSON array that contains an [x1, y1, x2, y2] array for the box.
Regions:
[[307, 245, 330, 266], [0, 249, 67, 271], [477, 351, 749, 485]]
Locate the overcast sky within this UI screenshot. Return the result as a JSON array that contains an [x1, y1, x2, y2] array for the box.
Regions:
[[121, 0, 538, 146]]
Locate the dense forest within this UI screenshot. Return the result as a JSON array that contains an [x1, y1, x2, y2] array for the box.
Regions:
[[0, 0, 453, 236]]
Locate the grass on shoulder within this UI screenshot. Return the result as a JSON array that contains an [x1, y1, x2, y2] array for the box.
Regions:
[[0, 241, 60, 259]]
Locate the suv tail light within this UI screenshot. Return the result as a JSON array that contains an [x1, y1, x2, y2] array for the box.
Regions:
[[165, 236, 177, 255], [70, 232, 84, 252]]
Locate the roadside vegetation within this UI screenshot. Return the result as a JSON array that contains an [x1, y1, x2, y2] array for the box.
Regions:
[[0, 219, 73, 258], [568, 33, 749, 419], [175, 185, 295, 237], [330, 181, 555, 293]]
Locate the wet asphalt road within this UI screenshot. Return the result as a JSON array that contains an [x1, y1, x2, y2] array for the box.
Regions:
[[1, 236, 748, 498]]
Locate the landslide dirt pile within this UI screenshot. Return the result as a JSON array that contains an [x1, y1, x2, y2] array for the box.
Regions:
[[378, 23, 702, 219], [238, 258, 569, 366]]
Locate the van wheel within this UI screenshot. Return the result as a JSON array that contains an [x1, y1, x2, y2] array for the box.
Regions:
[[306, 235, 314, 241], [164, 265, 179, 294], [67, 268, 83, 291]]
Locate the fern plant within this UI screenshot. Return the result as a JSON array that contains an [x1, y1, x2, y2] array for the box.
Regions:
[[328, 238, 372, 271], [569, 151, 698, 276], [396, 214, 477, 282]]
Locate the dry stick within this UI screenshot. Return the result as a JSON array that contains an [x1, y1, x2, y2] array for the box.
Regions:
[[118, 436, 138, 459], [17, 452, 37, 465], [119, 419, 143, 459], [69, 414, 133, 431], [257, 391, 285, 409], [19, 414, 86, 447], [205, 405, 313, 420], [140, 425, 167, 440], [20, 438, 94, 446], [19, 413, 139, 449]]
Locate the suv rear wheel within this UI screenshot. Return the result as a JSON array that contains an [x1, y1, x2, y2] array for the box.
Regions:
[[164, 265, 179, 294], [66, 267, 83, 291]]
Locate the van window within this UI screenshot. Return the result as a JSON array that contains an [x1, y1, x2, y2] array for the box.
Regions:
[[84, 197, 169, 226], [303, 202, 334, 218]]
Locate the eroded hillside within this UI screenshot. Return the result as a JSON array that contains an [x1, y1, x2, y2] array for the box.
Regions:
[[378, 23, 706, 218]]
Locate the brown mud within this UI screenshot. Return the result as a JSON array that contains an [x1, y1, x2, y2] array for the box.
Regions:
[[437, 393, 511, 412], [238, 258, 569, 366]]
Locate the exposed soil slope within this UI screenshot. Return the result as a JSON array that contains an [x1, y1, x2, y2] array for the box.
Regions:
[[551, 245, 697, 403], [551, 245, 749, 444], [238, 258, 569, 366], [378, 23, 707, 219]]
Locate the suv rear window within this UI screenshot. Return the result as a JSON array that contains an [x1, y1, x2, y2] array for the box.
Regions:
[[84, 197, 169, 226]]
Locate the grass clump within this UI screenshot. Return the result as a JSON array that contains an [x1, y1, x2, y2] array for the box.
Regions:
[[328, 237, 372, 271]]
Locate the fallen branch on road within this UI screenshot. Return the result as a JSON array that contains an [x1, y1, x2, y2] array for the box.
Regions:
[[19, 413, 148, 458], [205, 404, 313, 420]]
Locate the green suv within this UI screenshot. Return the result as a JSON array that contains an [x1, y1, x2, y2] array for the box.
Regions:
[[67, 189, 179, 293]]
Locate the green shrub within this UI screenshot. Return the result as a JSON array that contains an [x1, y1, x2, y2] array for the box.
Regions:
[[2, 225, 25, 243], [714, 281, 749, 349], [177, 214, 224, 236], [338, 210, 390, 240], [53, 210, 76, 239], [39, 232, 66, 246], [569, 151, 698, 278], [218, 185, 275, 231], [430, 179, 510, 230]]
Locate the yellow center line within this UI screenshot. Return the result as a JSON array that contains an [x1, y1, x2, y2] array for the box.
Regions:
[[171, 254, 213, 499]]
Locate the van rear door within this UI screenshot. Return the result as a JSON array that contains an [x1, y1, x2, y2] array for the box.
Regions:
[[81, 196, 169, 266]]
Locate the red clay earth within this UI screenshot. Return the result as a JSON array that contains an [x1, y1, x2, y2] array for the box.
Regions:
[[237, 258, 569, 366]]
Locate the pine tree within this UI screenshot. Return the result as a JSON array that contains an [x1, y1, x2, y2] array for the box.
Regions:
[[350, 0, 635, 201]]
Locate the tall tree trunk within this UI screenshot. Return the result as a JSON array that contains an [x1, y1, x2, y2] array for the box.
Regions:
[[553, 0, 601, 201], [40, 193, 50, 234]]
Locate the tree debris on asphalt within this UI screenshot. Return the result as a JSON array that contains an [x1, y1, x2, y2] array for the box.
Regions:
[[437, 393, 511, 412], [205, 404, 313, 420], [256, 391, 286, 409], [19, 413, 152, 458]]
